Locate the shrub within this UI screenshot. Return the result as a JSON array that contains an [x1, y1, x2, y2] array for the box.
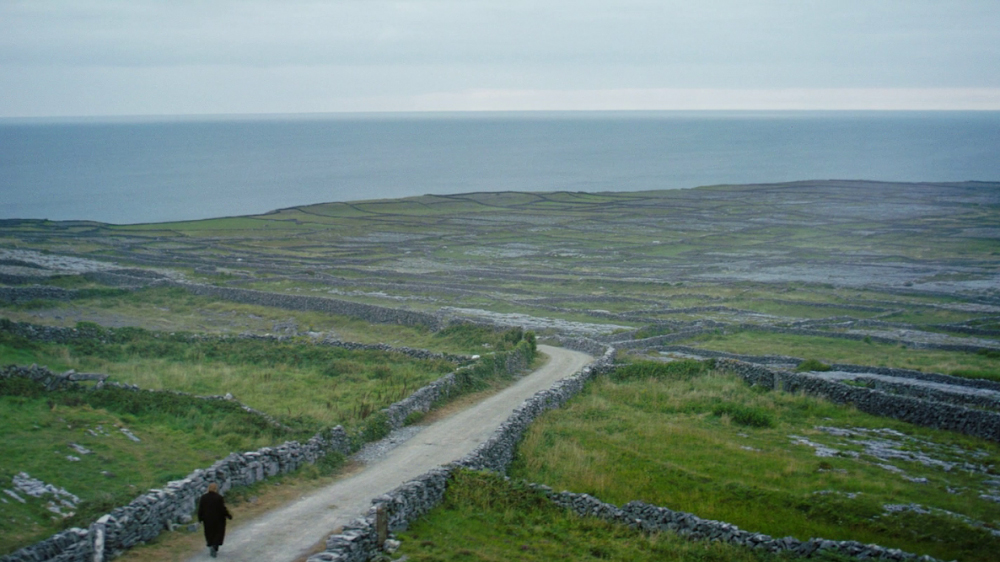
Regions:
[[353, 411, 391, 448], [503, 326, 524, 345], [796, 358, 832, 372], [712, 403, 775, 428], [524, 331, 537, 353], [404, 410, 426, 426]]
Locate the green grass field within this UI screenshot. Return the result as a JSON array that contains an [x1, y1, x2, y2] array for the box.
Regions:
[[395, 470, 834, 562], [0, 322, 459, 429], [507, 360, 1000, 562], [0, 285, 518, 354], [0, 377, 295, 554], [0, 320, 536, 556]]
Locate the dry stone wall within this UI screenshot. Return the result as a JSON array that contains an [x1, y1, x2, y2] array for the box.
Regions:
[[827, 363, 1000, 392], [611, 329, 716, 349], [546, 335, 612, 357], [1, 273, 444, 329], [739, 324, 998, 354], [646, 342, 1000, 395], [166, 282, 442, 329], [383, 344, 532, 430], [0, 286, 78, 303], [307, 347, 617, 562], [541, 489, 939, 562], [609, 323, 999, 355], [850, 375, 1000, 411], [1, 319, 470, 367], [717, 359, 1000, 443], [654, 344, 801, 365]]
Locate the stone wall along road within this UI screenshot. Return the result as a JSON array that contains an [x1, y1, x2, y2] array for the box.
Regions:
[[179, 345, 593, 562]]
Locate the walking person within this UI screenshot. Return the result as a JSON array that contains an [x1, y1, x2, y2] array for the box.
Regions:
[[197, 483, 232, 558]]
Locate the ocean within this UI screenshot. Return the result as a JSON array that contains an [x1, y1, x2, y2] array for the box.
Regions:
[[1, 111, 998, 225]]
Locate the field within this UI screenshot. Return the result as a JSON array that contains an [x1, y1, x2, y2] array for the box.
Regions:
[[2, 181, 998, 559], [0, 320, 529, 554], [507, 360, 1000, 562], [682, 332, 1000, 381], [395, 470, 841, 562]]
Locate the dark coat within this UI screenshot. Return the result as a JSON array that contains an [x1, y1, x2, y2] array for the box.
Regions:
[[197, 491, 232, 547]]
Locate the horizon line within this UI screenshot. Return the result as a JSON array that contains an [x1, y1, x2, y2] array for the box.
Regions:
[[4, 108, 1000, 124], [4, 88, 1000, 119]]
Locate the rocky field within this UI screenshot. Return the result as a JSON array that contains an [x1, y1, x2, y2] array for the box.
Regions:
[[1, 180, 998, 561]]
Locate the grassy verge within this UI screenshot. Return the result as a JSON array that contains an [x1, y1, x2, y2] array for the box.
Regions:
[[395, 470, 820, 562], [509, 360, 1000, 562], [685, 331, 1000, 381]]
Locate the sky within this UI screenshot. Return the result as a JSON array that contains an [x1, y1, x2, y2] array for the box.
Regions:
[[2, 0, 1000, 117]]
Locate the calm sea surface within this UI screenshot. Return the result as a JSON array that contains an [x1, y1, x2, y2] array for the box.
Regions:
[[1, 111, 998, 225]]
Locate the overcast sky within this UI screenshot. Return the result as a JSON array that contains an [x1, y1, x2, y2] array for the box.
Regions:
[[2, 0, 999, 117]]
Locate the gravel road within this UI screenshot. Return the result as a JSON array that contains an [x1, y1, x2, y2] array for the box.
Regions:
[[185, 345, 593, 561]]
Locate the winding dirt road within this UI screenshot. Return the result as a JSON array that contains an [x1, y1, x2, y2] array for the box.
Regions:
[[185, 345, 593, 561]]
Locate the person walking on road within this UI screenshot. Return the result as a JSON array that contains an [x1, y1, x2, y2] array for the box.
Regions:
[[197, 483, 232, 558]]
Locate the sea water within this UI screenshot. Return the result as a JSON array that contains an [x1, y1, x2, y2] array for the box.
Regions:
[[1, 111, 998, 225]]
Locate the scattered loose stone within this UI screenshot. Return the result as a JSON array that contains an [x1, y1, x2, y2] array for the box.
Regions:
[[46, 501, 74, 518], [9, 472, 80, 519], [93, 424, 111, 436], [814, 490, 861, 499], [68, 443, 91, 455], [813, 425, 992, 473], [788, 435, 840, 457], [354, 426, 423, 465], [120, 427, 141, 442], [880, 503, 1000, 537]]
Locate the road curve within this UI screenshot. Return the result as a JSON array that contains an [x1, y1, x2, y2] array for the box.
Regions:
[[186, 344, 593, 561]]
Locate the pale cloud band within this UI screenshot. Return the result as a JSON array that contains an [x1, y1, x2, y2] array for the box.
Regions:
[[401, 88, 1000, 112]]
